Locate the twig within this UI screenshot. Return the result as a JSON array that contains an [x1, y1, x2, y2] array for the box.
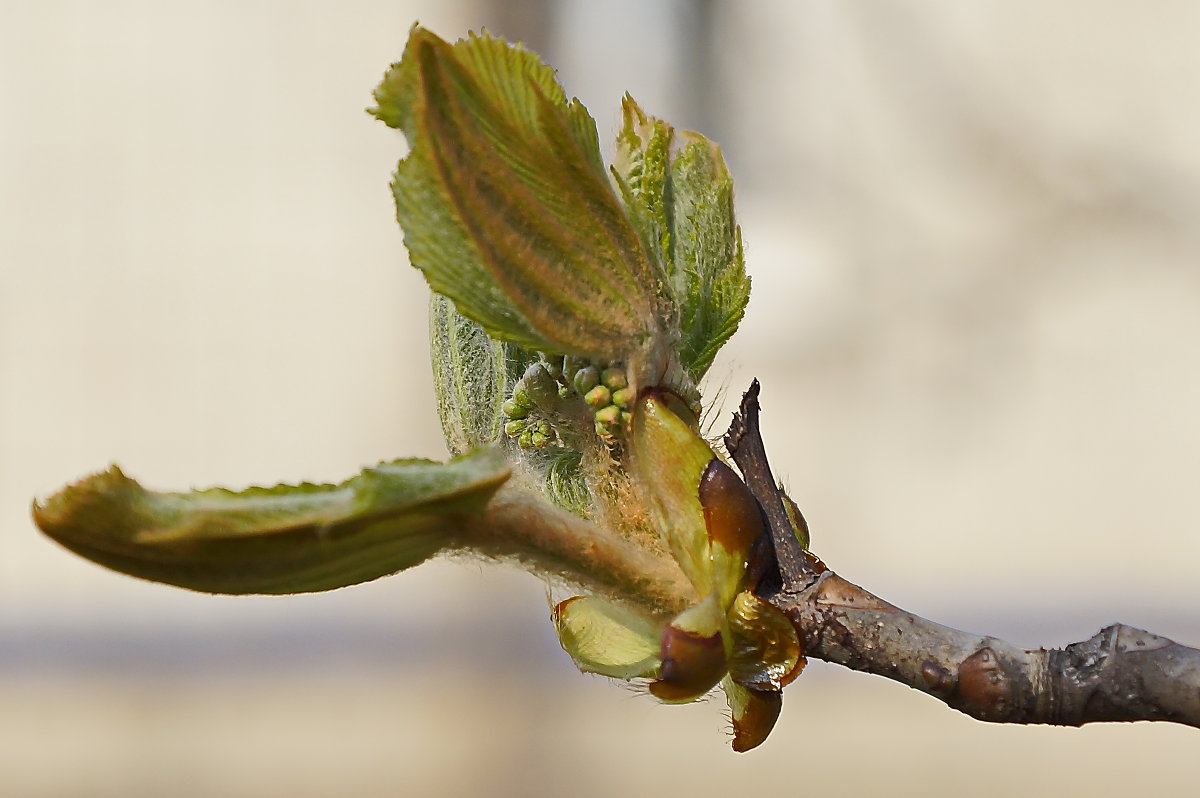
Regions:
[[727, 381, 1200, 729], [771, 571, 1200, 727], [723, 379, 818, 594]]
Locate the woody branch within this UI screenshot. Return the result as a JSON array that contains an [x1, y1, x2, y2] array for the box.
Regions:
[[725, 381, 1200, 729]]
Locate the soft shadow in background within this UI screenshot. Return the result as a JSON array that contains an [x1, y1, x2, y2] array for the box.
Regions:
[[2, 2, 1197, 796]]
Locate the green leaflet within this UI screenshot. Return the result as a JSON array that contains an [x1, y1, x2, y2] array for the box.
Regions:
[[612, 98, 750, 382], [32, 448, 510, 595], [671, 133, 750, 380], [430, 293, 506, 456], [372, 27, 659, 362], [613, 95, 673, 276]]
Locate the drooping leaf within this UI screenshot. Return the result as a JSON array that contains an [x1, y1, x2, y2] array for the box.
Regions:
[[552, 595, 662, 680], [33, 448, 510, 594], [430, 293, 506, 456], [371, 27, 660, 362]]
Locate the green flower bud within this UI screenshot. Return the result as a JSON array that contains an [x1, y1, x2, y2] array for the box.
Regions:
[[595, 404, 621, 426], [611, 387, 634, 408], [503, 396, 532, 420], [573, 366, 600, 394], [522, 363, 560, 408], [601, 367, 628, 390], [518, 429, 535, 449], [584, 385, 612, 409], [504, 419, 528, 437], [530, 431, 550, 448]]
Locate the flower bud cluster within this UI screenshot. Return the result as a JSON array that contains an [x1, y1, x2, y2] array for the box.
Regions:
[[501, 362, 562, 450], [501, 356, 633, 448], [580, 366, 633, 439]]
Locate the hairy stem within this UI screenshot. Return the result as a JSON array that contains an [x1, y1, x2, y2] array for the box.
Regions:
[[460, 483, 694, 614]]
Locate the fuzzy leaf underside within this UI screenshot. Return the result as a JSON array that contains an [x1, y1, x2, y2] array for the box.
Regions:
[[33, 448, 511, 594], [372, 27, 658, 361], [430, 293, 506, 456]]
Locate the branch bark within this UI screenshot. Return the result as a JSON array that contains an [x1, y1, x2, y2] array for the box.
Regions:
[[726, 381, 1200, 730], [769, 571, 1200, 728]]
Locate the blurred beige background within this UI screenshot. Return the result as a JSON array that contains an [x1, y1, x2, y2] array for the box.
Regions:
[[2, 1, 1197, 796]]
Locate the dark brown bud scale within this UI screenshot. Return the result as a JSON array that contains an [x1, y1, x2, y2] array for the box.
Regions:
[[649, 625, 727, 702], [698, 459, 764, 554], [730, 689, 783, 753]]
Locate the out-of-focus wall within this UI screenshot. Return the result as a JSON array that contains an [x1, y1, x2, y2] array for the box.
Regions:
[[2, 2, 1196, 796]]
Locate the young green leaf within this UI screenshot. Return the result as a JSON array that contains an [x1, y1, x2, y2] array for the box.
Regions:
[[612, 98, 751, 382], [33, 448, 510, 594], [670, 132, 750, 381], [544, 450, 590, 517], [371, 27, 661, 363], [612, 95, 674, 273]]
